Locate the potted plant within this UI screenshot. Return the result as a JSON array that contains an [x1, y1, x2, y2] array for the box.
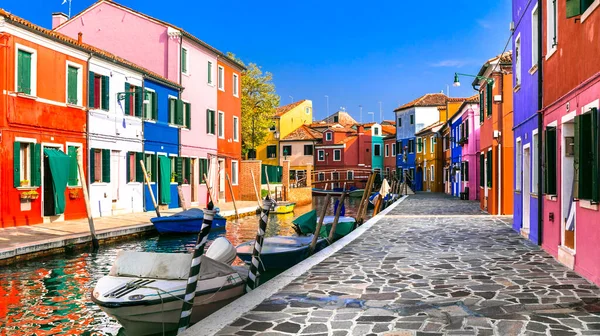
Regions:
[[28, 190, 39, 200], [19, 192, 30, 200], [69, 189, 81, 199], [20, 180, 30, 187], [171, 172, 177, 183]]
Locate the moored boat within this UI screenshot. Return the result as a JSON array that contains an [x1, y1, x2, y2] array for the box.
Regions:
[[150, 208, 227, 234], [311, 188, 344, 196], [236, 235, 328, 270], [348, 189, 366, 198], [270, 201, 296, 214]]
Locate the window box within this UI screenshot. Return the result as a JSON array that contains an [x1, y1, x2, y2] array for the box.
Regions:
[[69, 188, 81, 200], [20, 190, 39, 200]]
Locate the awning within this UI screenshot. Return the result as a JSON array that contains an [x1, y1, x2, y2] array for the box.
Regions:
[[44, 148, 70, 215], [158, 155, 171, 205]]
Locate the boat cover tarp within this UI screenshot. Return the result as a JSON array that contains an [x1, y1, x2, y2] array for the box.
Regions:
[[293, 210, 355, 237], [158, 155, 171, 204], [43, 148, 70, 215], [293, 210, 318, 234]]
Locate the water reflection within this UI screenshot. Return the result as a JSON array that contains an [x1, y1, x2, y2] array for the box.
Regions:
[[0, 196, 368, 335]]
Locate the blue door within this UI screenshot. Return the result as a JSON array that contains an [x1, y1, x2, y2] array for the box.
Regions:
[[415, 167, 423, 191]]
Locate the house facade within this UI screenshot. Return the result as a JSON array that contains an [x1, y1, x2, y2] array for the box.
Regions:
[[450, 110, 463, 197], [540, 0, 600, 285], [370, 123, 384, 177], [476, 52, 514, 215], [458, 97, 481, 201], [395, 93, 448, 189], [280, 125, 322, 186], [415, 122, 443, 192]]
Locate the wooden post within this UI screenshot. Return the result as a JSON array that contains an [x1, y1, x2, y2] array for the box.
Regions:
[[177, 185, 188, 211], [140, 160, 160, 217], [309, 193, 331, 255], [202, 173, 215, 205], [373, 194, 383, 215], [225, 172, 239, 219], [327, 192, 347, 243], [356, 174, 371, 223], [77, 160, 99, 249], [264, 166, 272, 199], [250, 170, 261, 208], [357, 173, 375, 224]]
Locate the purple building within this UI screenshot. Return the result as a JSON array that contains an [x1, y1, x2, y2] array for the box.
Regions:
[[458, 96, 481, 201], [512, 0, 541, 244]]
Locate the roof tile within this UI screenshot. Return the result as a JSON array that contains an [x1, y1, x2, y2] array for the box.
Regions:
[[275, 100, 307, 117], [394, 93, 448, 112]]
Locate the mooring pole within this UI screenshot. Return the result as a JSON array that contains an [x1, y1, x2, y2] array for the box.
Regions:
[[77, 160, 99, 249], [225, 172, 239, 219], [310, 193, 332, 255], [140, 160, 160, 217], [246, 196, 274, 292], [250, 170, 261, 208], [327, 192, 347, 243], [176, 202, 215, 334]]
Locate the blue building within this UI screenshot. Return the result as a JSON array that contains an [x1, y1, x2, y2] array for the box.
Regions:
[[450, 112, 463, 197], [143, 78, 183, 210], [395, 93, 448, 188], [512, 0, 541, 244]]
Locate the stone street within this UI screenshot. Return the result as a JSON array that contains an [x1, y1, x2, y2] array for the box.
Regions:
[[217, 193, 600, 336]]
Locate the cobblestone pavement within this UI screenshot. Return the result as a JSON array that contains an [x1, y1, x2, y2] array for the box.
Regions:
[[217, 193, 600, 336]]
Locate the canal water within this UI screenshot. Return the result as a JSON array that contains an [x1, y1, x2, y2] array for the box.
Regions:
[[0, 196, 368, 335]]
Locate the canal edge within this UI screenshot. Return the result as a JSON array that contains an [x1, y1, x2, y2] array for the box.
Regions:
[[182, 195, 410, 336]]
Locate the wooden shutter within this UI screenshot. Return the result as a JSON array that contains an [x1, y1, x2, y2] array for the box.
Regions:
[[207, 62, 212, 83], [185, 102, 191, 129], [88, 72, 96, 108], [486, 83, 493, 117], [89, 148, 95, 183], [135, 86, 143, 117], [135, 152, 144, 182], [465, 162, 469, 182], [544, 127, 557, 195], [101, 76, 110, 110], [31, 144, 41, 186], [181, 48, 187, 73], [17, 50, 32, 94], [124, 83, 131, 115], [479, 90, 484, 123], [592, 108, 599, 203], [68, 146, 79, 186], [67, 66, 78, 104], [13, 142, 20, 187], [206, 109, 212, 133], [465, 120, 470, 139], [185, 158, 191, 183], [152, 92, 158, 120], [479, 153, 484, 187], [125, 152, 132, 183], [175, 99, 184, 125], [102, 149, 111, 183], [487, 150, 492, 187], [566, 0, 582, 18], [150, 154, 157, 182], [176, 157, 183, 184]]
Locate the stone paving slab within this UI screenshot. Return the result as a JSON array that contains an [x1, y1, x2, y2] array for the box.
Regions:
[[214, 193, 600, 336]]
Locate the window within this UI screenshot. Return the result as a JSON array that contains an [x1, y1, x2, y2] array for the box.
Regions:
[[347, 171, 354, 180], [233, 73, 239, 97], [67, 145, 81, 186], [574, 108, 598, 201], [218, 111, 225, 138], [430, 136, 435, 153], [566, 0, 596, 18], [463, 161, 469, 182], [17, 48, 35, 95], [167, 98, 190, 128], [417, 137, 422, 153], [181, 47, 188, 74], [333, 149, 341, 161], [198, 158, 209, 184], [318, 173, 325, 181], [544, 126, 557, 195], [207, 61, 213, 85], [424, 167, 428, 181], [126, 152, 144, 183], [515, 34, 521, 86], [486, 149, 493, 188], [373, 126, 380, 136], [532, 4, 539, 68], [66, 64, 82, 105], [398, 118, 402, 127], [124, 83, 143, 117], [304, 145, 313, 156], [282, 145, 292, 156], [532, 132, 539, 193], [546, 0, 557, 54], [374, 144, 381, 156], [410, 114, 414, 125], [486, 83, 493, 117], [90, 148, 111, 183], [143, 89, 158, 120], [144, 153, 157, 182], [207, 109, 216, 134], [408, 139, 415, 153], [333, 116, 339, 123], [325, 132, 332, 141], [480, 152, 485, 187], [88, 72, 110, 111], [13, 141, 41, 187], [218, 66, 224, 91], [430, 165, 434, 181], [479, 90, 485, 124], [233, 116, 239, 142], [516, 139, 522, 191], [267, 145, 277, 159], [305, 107, 311, 114], [392, 143, 396, 156], [385, 144, 389, 157], [231, 160, 239, 185], [386, 167, 391, 178], [317, 150, 325, 161]]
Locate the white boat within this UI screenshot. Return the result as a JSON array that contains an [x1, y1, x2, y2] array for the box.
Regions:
[[91, 238, 246, 335]]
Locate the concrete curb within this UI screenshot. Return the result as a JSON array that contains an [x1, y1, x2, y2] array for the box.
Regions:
[[182, 195, 409, 336]]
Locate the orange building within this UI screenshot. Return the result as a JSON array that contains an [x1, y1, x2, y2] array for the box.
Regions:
[[475, 52, 514, 215], [216, 58, 243, 202]]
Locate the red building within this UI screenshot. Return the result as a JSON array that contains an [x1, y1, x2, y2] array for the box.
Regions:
[[313, 125, 372, 188], [216, 58, 243, 202]]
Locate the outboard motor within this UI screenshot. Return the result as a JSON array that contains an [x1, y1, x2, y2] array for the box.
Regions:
[[206, 237, 237, 265]]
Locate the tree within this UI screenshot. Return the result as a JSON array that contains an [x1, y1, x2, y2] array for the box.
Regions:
[[227, 53, 280, 157]]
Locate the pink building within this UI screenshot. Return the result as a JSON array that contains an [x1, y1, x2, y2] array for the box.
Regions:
[[458, 96, 480, 201], [54, 0, 237, 206]]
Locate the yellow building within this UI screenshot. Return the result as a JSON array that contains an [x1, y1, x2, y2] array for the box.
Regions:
[[256, 100, 313, 166], [415, 122, 444, 192]]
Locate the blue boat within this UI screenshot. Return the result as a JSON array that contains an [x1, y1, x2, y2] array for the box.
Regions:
[[150, 209, 227, 234], [236, 235, 328, 270]]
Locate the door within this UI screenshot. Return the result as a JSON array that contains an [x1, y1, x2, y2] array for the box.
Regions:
[[111, 150, 120, 204], [484, 155, 489, 210], [415, 167, 423, 191], [43, 156, 55, 216], [191, 159, 198, 203], [562, 123, 575, 251], [454, 169, 460, 196], [523, 147, 531, 232], [218, 159, 225, 201]]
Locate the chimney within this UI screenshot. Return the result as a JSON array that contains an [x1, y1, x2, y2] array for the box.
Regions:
[[52, 12, 69, 29], [357, 125, 364, 134], [78, 32, 83, 44]]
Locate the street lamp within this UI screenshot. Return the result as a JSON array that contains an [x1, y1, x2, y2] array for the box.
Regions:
[[367, 112, 374, 122], [453, 72, 494, 87]]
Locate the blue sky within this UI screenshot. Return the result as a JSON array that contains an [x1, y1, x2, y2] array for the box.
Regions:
[[4, 0, 511, 122]]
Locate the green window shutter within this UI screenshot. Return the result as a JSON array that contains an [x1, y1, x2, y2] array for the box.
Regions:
[[479, 153, 484, 187], [566, 0, 582, 18], [17, 50, 32, 94], [135, 86, 143, 117], [101, 75, 110, 110], [124, 83, 131, 115], [151, 154, 157, 182], [88, 72, 95, 107], [465, 162, 469, 182], [486, 151, 492, 188], [13, 142, 20, 187], [89, 148, 95, 183], [102, 149, 111, 183], [486, 83, 493, 117], [175, 99, 184, 126], [185, 158, 191, 183], [544, 128, 557, 195], [31, 144, 41, 186], [67, 66, 78, 104], [126, 152, 131, 183], [181, 48, 187, 73], [176, 157, 183, 184], [575, 111, 598, 201], [479, 90, 484, 123], [208, 62, 212, 84], [592, 108, 599, 203], [136, 152, 144, 182], [152, 92, 158, 120], [68, 146, 79, 186], [185, 102, 191, 129]]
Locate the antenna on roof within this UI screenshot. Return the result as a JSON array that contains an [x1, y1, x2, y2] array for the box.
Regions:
[[61, 0, 72, 18]]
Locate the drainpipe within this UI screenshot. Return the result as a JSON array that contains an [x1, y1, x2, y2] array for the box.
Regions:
[[537, 0, 544, 245], [141, 74, 146, 211], [86, 53, 92, 191]]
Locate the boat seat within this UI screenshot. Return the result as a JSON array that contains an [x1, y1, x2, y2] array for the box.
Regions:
[[109, 251, 193, 280]]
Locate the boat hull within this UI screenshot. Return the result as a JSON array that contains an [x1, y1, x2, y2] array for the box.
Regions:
[[151, 209, 226, 234], [236, 236, 328, 270], [348, 189, 365, 198], [271, 202, 296, 214], [311, 189, 344, 197]]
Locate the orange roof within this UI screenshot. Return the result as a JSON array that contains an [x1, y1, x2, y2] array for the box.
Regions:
[[416, 121, 444, 136], [381, 120, 396, 126], [381, 125, 396, 136], [275, 100, 308, 117], [0, 8, 181, 89], [55, 0, 244, 70], [394, 93, 448, 112], [281, 125, 323, 141]]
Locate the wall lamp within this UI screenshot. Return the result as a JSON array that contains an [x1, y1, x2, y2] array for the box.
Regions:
[[453, 72, 494, 87]]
